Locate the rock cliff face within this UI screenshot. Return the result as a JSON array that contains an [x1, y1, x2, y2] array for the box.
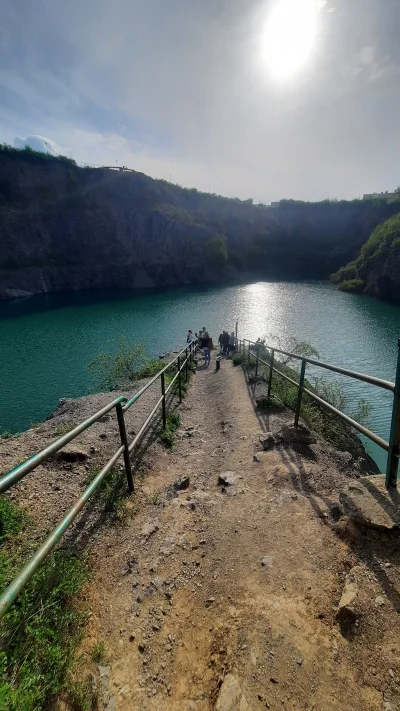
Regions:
[[1, 148, 399, 299], [331, 212, 400, 302]]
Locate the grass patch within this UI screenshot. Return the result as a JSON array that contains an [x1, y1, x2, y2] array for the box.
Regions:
[[232, 353, 245, 365], [0, 431, 10, 440], [67, 676, 98, 711], [0, 495, 91, 711], [86, 466, 129, 522], [54, 423, 75, 437], [160, 411, 181, 448], [90, 639, 106, 664], [152, 493, 160, 506]]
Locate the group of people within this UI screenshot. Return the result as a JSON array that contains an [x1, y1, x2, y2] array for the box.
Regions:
[[218, 330, 237, 356], [186, 327, 237, 365]]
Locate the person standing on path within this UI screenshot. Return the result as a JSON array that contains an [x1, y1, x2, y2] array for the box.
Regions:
[[222, 330, 230, 356], [202, 328, 211, 365], [187, 329, 194, 343]]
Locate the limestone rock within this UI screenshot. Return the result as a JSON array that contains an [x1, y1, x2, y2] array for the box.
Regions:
[[339, 475, 400, 531], [336, 567, 360, 627], [218, 472, 238, 487], [215, 674, 251, 711], [140, 519, 159, 540]]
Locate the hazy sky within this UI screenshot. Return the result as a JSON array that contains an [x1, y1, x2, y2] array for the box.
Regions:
[[1, 0, 399, 202]]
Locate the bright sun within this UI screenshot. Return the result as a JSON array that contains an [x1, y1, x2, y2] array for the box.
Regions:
[[261, 0, 318, 80]]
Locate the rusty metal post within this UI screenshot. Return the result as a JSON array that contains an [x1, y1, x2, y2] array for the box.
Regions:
[[178, 357, 182, 402], [386, 339, 400, 488], [116, 403, 134, 492], [161, 372, 167, 429], [267, 348, 274, 399], [294, 359, 307, 428]]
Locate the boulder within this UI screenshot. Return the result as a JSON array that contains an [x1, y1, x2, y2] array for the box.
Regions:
[[215, 674, 251, 711], [140, 520, 159, 540], [339, 476, 400, 531]]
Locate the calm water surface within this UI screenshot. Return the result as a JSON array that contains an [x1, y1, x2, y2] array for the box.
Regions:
[[1, 281, 400, 471]]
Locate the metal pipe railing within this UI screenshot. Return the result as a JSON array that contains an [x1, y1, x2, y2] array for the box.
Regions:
[[240, 336, 400, 488], [0, 339, 198, 616]]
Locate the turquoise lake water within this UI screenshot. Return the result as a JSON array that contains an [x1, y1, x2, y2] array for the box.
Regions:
[[1, 281, 400, 471]]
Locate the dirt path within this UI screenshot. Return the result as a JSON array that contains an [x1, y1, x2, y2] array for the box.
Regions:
[[76, 359, 400, 711]]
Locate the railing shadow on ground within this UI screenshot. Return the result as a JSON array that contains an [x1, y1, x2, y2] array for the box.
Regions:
[[241, 360, 400, 613]]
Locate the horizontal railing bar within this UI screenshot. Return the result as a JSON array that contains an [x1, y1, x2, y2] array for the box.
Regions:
[[0, 396, 127, 495], [303, 387, 389, 451], [123, 342, 196, 411], [0, 341, 197, 494], [0, 445, 125, 617], [244, 338, 390, 452], [244, 339, 394, 392], [128, 395, 164, 453], [272, 366, 299, 388]]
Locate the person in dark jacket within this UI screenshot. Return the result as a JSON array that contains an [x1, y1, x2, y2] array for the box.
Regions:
[[222, 331, 230, 355]]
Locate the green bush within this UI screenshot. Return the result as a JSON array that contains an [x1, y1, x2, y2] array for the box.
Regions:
[[337, 278, 364, 293], [160, 411, 181, 448], [232, 353, 245, 365], [87, 339, 148, 390], [205, 235, 228, 268]]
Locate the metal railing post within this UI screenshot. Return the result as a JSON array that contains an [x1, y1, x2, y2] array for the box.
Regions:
[[178, 357, 182, 402], [161, 372, 167, 429], [268, 348, 274, 399], [294, 359, 307, 428], [386, 338, 400, 488], [235, 320, 238, 338], [185, 348, 189, 381], [116, 403, 134, 492], [255, 347, 259, 378], [247, 340, 251, 365]]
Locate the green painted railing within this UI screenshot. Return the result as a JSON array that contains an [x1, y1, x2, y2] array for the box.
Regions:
[[238, 337, 400, 489], [0, 340, 198, 617]]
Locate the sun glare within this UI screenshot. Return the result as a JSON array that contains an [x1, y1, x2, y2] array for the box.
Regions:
[[261, 0, 318, 81]]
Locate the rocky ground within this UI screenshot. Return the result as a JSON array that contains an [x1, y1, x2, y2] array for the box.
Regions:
[[1, 357, 400, 711]]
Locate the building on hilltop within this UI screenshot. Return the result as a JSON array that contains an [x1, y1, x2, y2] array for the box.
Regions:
[[363, 191, 397, 200]]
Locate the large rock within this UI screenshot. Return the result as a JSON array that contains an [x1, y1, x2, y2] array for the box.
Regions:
[[336, 566, 360, 629], [259, 433, 275, 451], [56, 445, 88, 462], [215, 674, 251, 711], [339, 476, 400, 531]]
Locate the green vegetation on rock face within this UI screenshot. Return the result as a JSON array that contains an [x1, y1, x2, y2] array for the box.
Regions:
[[331, 213, 400, 301]]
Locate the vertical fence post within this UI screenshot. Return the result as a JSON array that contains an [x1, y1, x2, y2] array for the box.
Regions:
[[116, 403, 134, 492], [247, 340, 251, 365], [235, 320, 238, 338], [255, 346, 259, 379], [268, 348, 274, 399], [161, 372, 167, 430], [178, 357, 182, 402], [386, 338, 400, 488], [294, 359, 307, 428], [185, 348, 188, 381]]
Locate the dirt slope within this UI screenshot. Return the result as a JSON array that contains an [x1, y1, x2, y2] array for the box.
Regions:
[[68, 360, 400, 711]]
